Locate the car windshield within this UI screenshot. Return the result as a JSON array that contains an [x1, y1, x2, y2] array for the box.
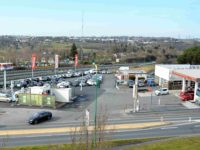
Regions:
[[33, 113, 40, 117]]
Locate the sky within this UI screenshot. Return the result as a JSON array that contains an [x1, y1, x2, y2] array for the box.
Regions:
[[0, 0, 199, 38]]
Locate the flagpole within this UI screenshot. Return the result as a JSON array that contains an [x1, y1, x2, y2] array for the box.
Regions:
[[32, 68, 34, 78]]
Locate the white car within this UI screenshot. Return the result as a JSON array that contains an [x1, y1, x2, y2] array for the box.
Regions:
[[155, 88, 169, 96], [57, 81, 71, 88], [0, 93, 12, 102], [65, 73, 72, 78], [87, 79, 97, 86]]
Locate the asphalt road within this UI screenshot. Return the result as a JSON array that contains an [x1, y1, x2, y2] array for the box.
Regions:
[[1, 122, 200, 148]]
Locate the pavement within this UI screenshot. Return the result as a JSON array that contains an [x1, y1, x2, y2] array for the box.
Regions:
[[182, 101, 200, 109]]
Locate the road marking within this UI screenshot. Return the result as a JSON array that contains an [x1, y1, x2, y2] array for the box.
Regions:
[[194, 125, 200, 128], [161, 126, 178, 130]]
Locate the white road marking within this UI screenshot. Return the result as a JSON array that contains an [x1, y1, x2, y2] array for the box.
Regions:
[[161, 126, 178, 130], [194, 125, 200, 128]]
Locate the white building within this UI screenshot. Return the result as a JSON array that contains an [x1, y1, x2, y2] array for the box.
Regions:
[[155, 64, 200, 101]]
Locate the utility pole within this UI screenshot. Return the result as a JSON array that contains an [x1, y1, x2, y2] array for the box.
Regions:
[[133, 75, 139, 112], [92, 62, 98, 147]]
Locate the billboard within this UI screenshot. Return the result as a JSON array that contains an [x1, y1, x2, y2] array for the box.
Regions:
[[0, 63, 13, 71]]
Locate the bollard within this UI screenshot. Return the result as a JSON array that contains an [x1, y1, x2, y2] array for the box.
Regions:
[[189, 117, 192, 122], [160, 116, 164, 122], [158, 98, 160, 105]]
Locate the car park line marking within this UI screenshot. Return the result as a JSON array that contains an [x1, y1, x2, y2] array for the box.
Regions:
[[0, 122, 169, 136]]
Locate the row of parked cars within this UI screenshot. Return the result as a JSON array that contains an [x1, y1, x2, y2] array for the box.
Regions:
[[0, 69, 105, 103], [128, 79, 157, 88], [56, 74, 103, 88], [11, 69, 106, 89]]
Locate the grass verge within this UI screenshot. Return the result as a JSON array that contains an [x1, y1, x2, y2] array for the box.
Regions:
[[129, 136, 200, 150], [1, 137, 167, 150]]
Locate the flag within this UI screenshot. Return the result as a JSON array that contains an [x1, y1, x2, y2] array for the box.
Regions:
[[75, 54, 78, 67], [32, 54, 36, 70], [55, 54, 59, 69]]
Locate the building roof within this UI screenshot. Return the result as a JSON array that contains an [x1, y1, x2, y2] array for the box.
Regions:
[[119, 70, 146, 75], [157, 64, 200, 70], [172, 69, 200, 82]]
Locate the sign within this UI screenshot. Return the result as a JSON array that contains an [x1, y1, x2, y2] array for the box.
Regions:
[[75, 54, 78, 67], [55, 54, 59, 69], [32, 54, 36, 70], [0, 63, 13, 71]]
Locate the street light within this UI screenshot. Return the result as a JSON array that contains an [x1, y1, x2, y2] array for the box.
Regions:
[[92, 62, 98, 147]]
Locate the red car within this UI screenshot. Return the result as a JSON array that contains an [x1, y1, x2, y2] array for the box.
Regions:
[[179, 91, 194, 101]]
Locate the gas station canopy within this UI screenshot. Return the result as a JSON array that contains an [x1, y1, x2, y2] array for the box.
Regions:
[[172, 69, 200, 82]]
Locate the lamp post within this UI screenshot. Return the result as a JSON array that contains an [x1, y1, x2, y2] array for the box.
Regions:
[[92, 62, 98, 147]]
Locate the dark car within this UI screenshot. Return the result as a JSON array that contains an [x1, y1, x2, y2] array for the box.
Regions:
[[128, 80, 134, 88], [28, 111, 52, 124]]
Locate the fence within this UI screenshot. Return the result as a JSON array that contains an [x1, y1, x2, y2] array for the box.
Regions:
[[18, 94, 56, 108]]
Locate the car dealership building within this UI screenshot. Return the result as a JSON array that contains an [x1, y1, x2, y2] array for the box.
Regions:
[[155, 64, 200, 101]]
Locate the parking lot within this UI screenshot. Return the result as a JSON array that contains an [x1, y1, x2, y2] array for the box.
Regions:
[[0, 73, 189, 128]]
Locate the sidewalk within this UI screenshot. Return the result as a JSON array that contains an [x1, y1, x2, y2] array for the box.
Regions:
[[182, 101, 200, 109]]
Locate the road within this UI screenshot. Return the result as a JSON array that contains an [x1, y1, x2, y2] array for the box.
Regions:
[[1, 121, 200, 147]]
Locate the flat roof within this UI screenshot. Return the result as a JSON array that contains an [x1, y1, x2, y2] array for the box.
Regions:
[[119, 70, 146, 74], [157, 64, 200, 70], [172, 69, 200, 82]]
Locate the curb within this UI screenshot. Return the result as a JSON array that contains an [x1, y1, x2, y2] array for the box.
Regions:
[[0, 122, 169, 136]]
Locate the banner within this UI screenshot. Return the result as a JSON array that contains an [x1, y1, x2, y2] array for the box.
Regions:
[[32, 54, 36, 70], [55, 54, 59, 69], [75, 54, 78, 67]]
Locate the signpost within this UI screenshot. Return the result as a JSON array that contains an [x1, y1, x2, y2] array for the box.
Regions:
[[133, 75, 139, 112], [55, 54, 59, 75], [92, 62, 98, 147]]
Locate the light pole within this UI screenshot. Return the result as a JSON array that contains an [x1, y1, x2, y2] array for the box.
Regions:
[[92, 62, 98, 147]]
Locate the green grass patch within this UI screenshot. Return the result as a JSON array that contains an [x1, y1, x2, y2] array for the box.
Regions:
[[1, 137, 166, 150], [129, 136, 200, 150], [130, 65, 155, 73]]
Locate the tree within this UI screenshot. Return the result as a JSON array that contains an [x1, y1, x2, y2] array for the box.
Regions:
[[177, 46, 200, 64], [70, 43, 78, 60]]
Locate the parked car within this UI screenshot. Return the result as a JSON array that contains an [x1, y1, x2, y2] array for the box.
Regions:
[[179, 91, 194, 101], [138, 80, 145, 87], [74, 71, 82, 77], [106, 70, 112, 74], [65, 73, 73, 78], [155, 88, 169, 96], [57, 81, 71, 88], [87, 79, 97, 86], [0, 92, 12, 102], [28, 111, 52, 124], [128, 80, 134, 88]]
